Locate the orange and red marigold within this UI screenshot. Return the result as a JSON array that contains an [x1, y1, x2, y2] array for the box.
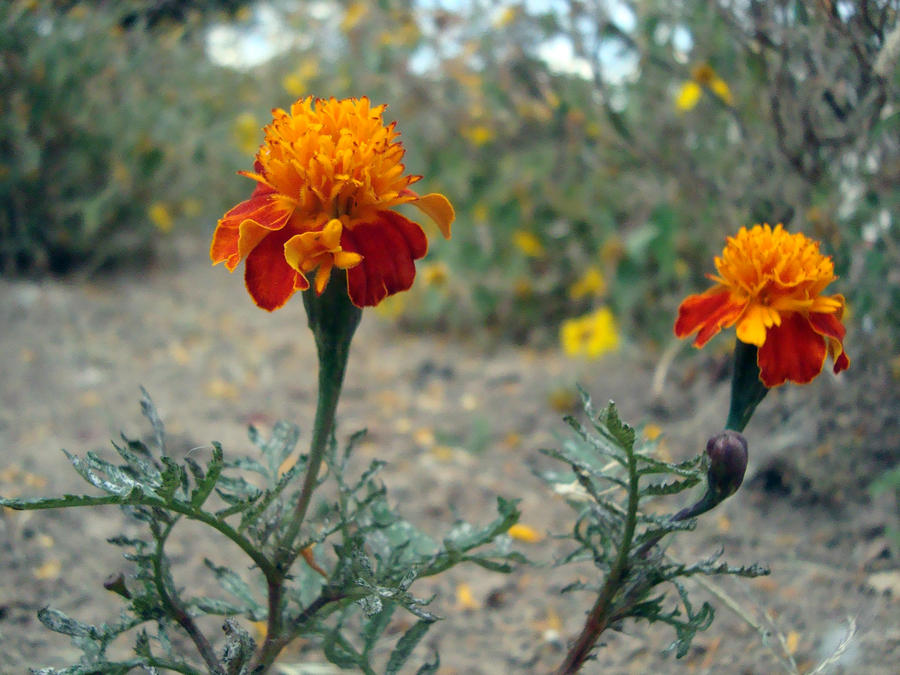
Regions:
[[211, 96, 455, 310], [675, 224, 850, 387]]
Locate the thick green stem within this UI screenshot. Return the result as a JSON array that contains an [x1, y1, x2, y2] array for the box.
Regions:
[[279, 278, 361, 559], [726, 339, 769, 432], [257, 276, 361, 672]]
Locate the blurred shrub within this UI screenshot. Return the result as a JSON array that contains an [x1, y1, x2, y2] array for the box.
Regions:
[[3, 0, 896, 359], [0, 1, 251, 274]]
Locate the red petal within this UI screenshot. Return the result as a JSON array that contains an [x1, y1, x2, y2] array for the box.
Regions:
[[757, 313, 826, 386], [807, 312, 846, 341], [808, 312, 850, 375], [833, 350, 850, 374], [674, 288, 744, 347], [342, 211, 428, 307], [244, 230, 308, 311]]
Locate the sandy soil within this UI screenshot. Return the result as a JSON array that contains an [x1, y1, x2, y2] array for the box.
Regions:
[[1, 235, 898, 674]]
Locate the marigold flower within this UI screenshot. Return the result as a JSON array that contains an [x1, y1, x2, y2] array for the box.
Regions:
[[675, 224, 850, 387], [211, 97, 454, 310]]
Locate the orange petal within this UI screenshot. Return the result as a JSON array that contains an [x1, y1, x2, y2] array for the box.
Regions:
[[212, 183, 293, 269], [343, 211, 428, 307], [210, 222, 240, 268], [674, 288, 744, 347], [408, 191, 455, 239], [757, 313, 826, 386], [244, 230, 308, 311]]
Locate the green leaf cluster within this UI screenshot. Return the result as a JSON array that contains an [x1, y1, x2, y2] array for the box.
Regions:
[[541, 389, 768, 659], [1, 389, 522, 673]]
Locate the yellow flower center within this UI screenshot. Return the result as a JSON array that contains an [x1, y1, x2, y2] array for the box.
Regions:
[[711, 224, 841, 316], [250, 97, 419, 232]]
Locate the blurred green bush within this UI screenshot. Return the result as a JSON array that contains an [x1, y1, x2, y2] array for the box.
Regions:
[[0, 1, 253, 274], [2, 0, 896, 360]]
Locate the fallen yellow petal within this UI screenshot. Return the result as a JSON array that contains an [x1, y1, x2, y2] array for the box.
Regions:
[[455, 582, 480, 610], [508, 523, 543, 543], [34, 559, 62, 580]]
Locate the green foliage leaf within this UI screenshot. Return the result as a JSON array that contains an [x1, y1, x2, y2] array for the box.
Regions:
[[385, 619, 434, 674], [203, 559, 266, 620]]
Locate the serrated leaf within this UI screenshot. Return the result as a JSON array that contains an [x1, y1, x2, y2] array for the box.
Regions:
[[63, 450, 135, 497], [192, 596, 246, 616], [385, 619, 433, 674], [598, 401, 635, 450], [0, 491, 137, 510], [250, 420, 300, 484], [134, 628, 151, 657], [635, 454, 703, 478], [203, 559, 265, 617], [156, 457, 185, 501], [639, 475, 702, 498], [139, 387, 166, 455], [111, 438, 162, 487], [190, 443, 224, 507], [223, 456, 269, 477], [216, 474, 262, 498], [37, 608, 94, 638]]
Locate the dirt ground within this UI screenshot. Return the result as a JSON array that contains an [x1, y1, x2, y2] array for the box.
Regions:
[[1, 234, 898, 674]]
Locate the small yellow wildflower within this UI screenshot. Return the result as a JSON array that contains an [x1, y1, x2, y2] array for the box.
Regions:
[[560, 307, 620, 359], [675, 81, 703, 111], [569, 267, 606, 300], [513, 231, 545, 258], [709, 77, 734, 105], [462, 125, 494, 146], [148, 202, 174, 233], [677, 63, 733, 111]]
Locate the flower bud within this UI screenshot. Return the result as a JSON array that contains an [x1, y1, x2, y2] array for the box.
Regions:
[[706, 430, 749, 501], [103, 572, 132, 599]]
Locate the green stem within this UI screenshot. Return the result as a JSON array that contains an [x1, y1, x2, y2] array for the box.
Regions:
[[279, 340, 349, 555], [257, 276, 361, 672], [555, 431, 640, 674], [725, 339, 769, 432], [151, 520, 224, 675], [278, 278, 361, 560]]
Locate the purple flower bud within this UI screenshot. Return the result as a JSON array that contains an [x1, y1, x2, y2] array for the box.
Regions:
[[706, 430, 749, 500]]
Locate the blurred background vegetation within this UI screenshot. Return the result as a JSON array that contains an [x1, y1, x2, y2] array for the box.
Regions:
[[2, 0, 897, 355]]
